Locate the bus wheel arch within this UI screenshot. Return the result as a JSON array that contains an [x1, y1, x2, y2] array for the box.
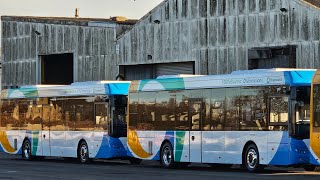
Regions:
[[22, 138, 32, 160], [242, 141, 263, 172], [304, 165, 316, 171], [160, 140, 175, 168], [77, 139, 90, 163]]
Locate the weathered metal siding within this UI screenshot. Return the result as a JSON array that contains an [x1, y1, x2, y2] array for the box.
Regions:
[[117, 0, 320, 75], [1, 19, 119, 87]]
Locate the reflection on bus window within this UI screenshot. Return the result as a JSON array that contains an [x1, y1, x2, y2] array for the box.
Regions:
[[269, 96, 289, 131], [313, 84, 320, 127], [269, 96, 289, 123], [296, 102, 310, 123], [95, 103, 108, 131]]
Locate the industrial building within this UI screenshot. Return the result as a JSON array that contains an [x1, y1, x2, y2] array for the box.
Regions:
[[2, 0, 320, 88], [0, 16, 135, 89]]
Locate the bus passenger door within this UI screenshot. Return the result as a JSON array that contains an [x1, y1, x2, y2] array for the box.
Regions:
[[267, 96, 290, 164], [189, 99, 203, 163], [41, 105, 51, 156]]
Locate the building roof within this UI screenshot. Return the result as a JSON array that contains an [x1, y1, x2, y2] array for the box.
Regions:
[[1, 15, 137, 26], [303, 0, 320, 8], [116, 0, 167, 40]]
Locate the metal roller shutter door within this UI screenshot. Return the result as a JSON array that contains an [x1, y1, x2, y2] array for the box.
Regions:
[[124, 65, 154, 80], [156, 62, 194, 77]]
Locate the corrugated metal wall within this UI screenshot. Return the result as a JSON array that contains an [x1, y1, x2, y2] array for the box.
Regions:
[[1, 18, 130, 88], [156, 62, 194, 76], [117, 0, 320, 76], [3, 0, 320, 87]]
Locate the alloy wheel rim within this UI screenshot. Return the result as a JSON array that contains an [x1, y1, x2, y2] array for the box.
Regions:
[[24, 142, 30, 159], [163, 147, 172, 166], [80, 145, 88, 161], [246, 149, 258, 169]]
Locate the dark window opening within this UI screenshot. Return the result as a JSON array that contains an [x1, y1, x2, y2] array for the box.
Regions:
[[120, 62, 195, 81], [248, 46, 296, 70], [41, 53, 73, 85]]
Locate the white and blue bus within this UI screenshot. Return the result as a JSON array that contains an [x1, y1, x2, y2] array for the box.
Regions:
[[0, 81, 140, 163], [127, 69, 316, 172]]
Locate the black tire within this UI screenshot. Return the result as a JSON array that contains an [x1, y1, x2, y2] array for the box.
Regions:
[[22, 139, 33, 160], [304, 165, 316, 171], [160, 142, 175, 168], [244, 144, 263, 172], [129, 157, 142, 165], [78, 141, 90, 163]]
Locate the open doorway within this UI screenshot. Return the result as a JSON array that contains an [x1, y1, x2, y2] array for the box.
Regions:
[[248, 46, 296, 70], [40, 53, 74, 85]]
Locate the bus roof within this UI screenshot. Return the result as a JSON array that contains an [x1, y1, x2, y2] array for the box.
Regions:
[[1, 81, 131, 99], [130, 69, 316, 92]]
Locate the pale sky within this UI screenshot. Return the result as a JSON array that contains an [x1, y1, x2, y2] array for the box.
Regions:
[[0, 0, 163, 19], [0, 0, 163, 48]]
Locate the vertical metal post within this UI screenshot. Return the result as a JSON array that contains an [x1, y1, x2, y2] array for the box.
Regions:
[[34, 30, 41, 84]]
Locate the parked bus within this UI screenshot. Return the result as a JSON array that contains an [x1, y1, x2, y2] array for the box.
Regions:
[[127, 69, 316, 172], [310, 69, 320, 168], [0, 81, 140, 164]]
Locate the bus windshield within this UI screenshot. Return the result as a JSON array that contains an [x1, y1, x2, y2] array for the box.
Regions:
[[292, 87, 311, 139]]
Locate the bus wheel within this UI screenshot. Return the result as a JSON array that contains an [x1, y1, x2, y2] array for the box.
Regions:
[[244, 144, 262, 172], [22, 139, 32, 160], [304, 165, 316, 171], [78, 141, 90, 163], [129, 157, 142, 165], [160, 142, 175, 168]]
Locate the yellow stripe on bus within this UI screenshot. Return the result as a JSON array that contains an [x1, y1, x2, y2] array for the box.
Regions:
[[128, 130, 152, 159], [0, 131, 16, 153]]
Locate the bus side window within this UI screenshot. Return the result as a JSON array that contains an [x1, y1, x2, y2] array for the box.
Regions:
[[203, 89, 225, 131], [239, 87, 267, 131], [176, 91, 189, 131], [269, 96, 289, 131], [95, 103, 108, 131], [75, 99, 94, 131], [313, 85, 320, 127], [50, 100, 65, 131], [0, 100, 15, 130], [31, 99, 42, 130], [155, 91, 175, 131], [128, 93, 139, 130], [19, 100, 29, 130], [224, 88, 240, 131]]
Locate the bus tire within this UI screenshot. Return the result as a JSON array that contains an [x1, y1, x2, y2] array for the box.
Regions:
[[22, 139, 33, 160], [78, 141, 90, 163], [304, 165, 316, 171], [160, 142, 175, 168], [129, 157, 142, 165], [244, 144, 262, 172]]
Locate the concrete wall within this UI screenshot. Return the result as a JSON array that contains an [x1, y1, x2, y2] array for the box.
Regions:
[[117, 0, 320, 75], [1, 16, 134, 88], [3, 0, 320, 88]]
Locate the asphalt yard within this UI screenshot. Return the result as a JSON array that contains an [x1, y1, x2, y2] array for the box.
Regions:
[[0, 153, 320, 180]]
